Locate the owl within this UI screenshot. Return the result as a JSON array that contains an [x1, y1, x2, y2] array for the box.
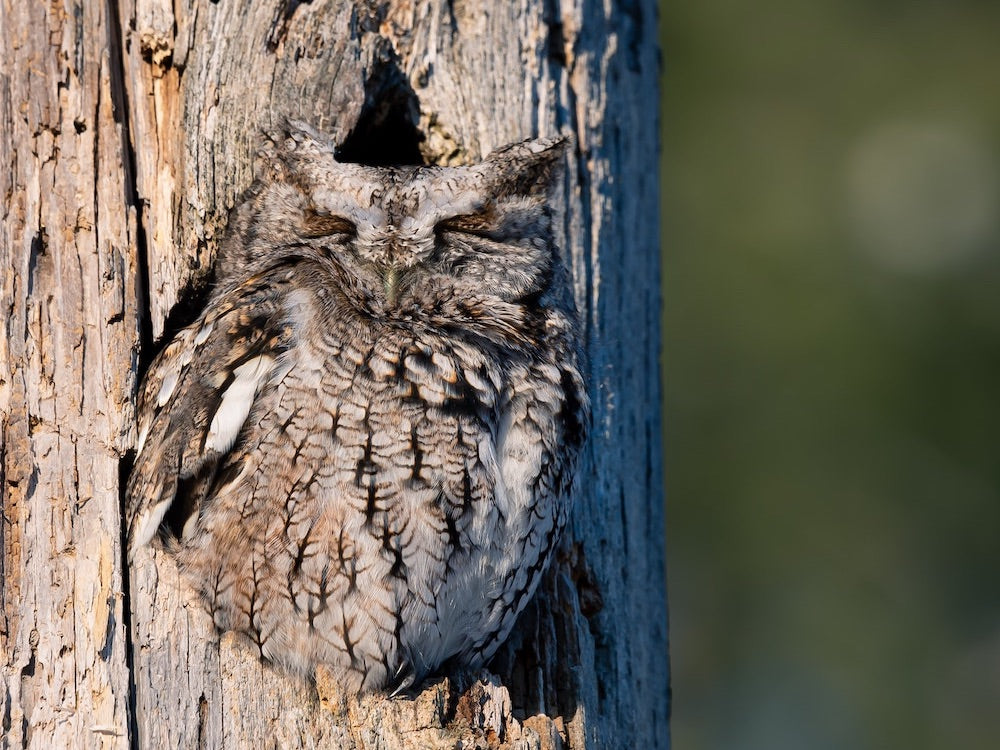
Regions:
[[127, 121, 588, 694]]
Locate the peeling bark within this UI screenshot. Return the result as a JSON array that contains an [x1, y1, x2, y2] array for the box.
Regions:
[[1, 1, 665, 748]]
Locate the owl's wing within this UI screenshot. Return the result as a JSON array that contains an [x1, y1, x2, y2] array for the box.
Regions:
[[127, 274, 295, 551]]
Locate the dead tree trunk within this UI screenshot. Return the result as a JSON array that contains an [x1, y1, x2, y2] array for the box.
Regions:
[[2, 1, 665, 748]]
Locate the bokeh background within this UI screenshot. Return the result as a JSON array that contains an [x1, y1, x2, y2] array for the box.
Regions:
[[661, 2, 1000, 748]]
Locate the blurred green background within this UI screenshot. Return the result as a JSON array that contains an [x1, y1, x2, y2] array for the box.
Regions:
[[661, 2, 1000, 748]]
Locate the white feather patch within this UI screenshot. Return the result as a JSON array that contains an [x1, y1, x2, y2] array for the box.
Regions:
[[133, 500, 172, 547], [205, 355, 275, 454], [193, 322, 214, 346], [156, 369, 180, 407], [135, 422, 150, 455]]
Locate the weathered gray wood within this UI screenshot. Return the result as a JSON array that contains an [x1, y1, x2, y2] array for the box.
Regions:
[[1, 2, 140, 748], [3, 0, 664, 747]]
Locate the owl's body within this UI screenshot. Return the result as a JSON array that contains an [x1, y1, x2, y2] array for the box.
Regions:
[[127, 123, 587, 693]]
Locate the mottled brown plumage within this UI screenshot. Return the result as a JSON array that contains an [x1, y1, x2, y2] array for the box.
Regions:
[[127, 121, 588, 693]]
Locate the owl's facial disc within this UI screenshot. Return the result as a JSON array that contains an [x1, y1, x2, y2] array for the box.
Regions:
[[303, 157, 555, 310], [318, 173, 485, 306]]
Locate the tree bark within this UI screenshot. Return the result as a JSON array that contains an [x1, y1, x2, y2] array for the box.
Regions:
[[1, 1, 665, 748], [1, 2, 140, 747]]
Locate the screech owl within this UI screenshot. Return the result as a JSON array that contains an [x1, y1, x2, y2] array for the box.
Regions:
[[127, 121, 588, 694]]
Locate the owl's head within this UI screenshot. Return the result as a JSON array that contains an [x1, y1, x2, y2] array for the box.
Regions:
[[218, 121, 569, 324]]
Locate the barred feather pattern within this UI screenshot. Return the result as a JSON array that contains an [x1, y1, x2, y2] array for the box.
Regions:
[[127, 122, 588, 693]]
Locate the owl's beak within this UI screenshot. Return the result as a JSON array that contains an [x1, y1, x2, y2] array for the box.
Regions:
[[382, 266, 401, 307]]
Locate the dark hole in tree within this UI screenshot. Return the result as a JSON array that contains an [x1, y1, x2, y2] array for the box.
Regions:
[[337, 59, 425, 167]]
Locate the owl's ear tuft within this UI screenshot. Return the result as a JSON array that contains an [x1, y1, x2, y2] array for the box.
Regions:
[[485, 135, 572, 197], [257, 118, 339, 182]]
